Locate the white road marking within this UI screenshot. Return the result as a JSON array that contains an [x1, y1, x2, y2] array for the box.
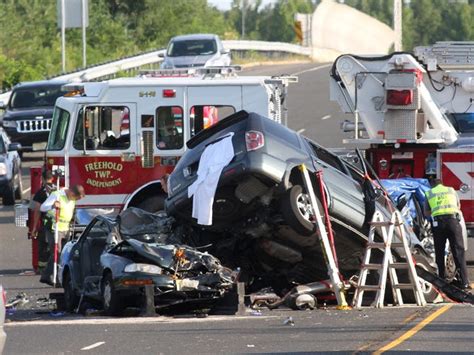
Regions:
[[6, 315, 276, 327], [81, 341, 105, 351], [320, 115, 331, 120], [297, 128, 306, 134], [292, 63, 332, 76]]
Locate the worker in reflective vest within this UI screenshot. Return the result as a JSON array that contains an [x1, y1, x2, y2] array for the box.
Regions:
[[425, 179, 471, 290], [39, 185, 85, 286]]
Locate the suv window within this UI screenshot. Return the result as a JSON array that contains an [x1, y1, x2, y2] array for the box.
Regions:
[[307, 140, 346, 172], [168, 39, 217, 57], [73, 106, 130, 151], [10, 85, 67, 109]]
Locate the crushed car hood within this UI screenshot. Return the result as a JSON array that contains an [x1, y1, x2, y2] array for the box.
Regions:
[[124, 238, 231, 276]]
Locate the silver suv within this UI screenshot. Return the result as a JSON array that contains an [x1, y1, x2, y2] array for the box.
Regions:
[[160, 34, 231, 69]]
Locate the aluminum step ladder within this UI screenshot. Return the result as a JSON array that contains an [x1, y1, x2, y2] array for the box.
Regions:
[[352, 210, 426, 308], [299, 164, 349, 309]]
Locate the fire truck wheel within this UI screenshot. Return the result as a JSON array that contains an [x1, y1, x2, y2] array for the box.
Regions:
[[63, 271, 79, 312], [136, 195, 166, 213], [280, 185, 317, 236]]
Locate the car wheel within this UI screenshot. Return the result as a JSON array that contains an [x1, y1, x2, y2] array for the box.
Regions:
[[280, 185, 317, 236], [137, 194, 166, 214], [14, 166, 23, 200], [2, 180, 15, 206], [63, 271, 80, 312], [444, 249, 456, 282], [101, 273, 123, 316], [413, 251, 439, 303]]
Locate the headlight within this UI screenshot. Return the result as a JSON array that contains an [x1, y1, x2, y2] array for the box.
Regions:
[[2, 120, 16, 128], [124, 263, 162, 274], [0, 162, 7, 176]]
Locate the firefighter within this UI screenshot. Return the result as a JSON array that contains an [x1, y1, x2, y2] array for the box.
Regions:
[[39, 184, 85, 286], [424, 179, 471, 290], [30, 170, 55, 274]]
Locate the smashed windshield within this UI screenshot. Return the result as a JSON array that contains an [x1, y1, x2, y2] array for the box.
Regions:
[[10, 85, 67, 109], [47, 107, 70, 151], [167, 39, 217, 57], [448, 113, 474, 133]]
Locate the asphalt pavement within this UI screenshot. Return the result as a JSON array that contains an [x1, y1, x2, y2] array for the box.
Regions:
[[1, 63, 474, 354]]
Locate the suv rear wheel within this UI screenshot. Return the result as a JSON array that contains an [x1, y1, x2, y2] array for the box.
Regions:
[[280, 185, 317, 236]]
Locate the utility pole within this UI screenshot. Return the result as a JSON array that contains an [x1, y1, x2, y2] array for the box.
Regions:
[[61, 0, 66, 72], [241, 0, 246, 39], [82, 0, 87, 68], [393, 0, 402, 51]]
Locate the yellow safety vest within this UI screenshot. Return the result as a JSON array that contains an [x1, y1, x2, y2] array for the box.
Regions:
[[425, 184, 460, 217], [46, 191, 76, 232]]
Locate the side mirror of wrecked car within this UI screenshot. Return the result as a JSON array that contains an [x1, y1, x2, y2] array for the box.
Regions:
[[397, 194, 409, 210]]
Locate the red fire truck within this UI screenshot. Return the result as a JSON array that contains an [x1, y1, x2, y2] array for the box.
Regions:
[[330, 42, 474, 258], [38, 67, 295, 218]]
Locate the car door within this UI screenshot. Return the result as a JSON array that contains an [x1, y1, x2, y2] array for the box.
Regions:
[[80, 220, 110, 296], [304, 139, 366, 228]]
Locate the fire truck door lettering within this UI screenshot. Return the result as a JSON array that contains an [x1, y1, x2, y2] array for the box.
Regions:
[[444, 162, 473, 200], [83, 161, 125, 188]]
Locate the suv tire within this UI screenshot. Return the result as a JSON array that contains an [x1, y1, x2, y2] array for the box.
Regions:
[[281, 185, 317, 236]]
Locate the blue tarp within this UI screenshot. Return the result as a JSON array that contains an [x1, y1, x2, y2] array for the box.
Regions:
[[381, 178, 431, 224]]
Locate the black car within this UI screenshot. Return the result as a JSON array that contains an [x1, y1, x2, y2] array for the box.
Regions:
[[0, 80, 69, 150], [59, 208, 233, 315], [165, 111, 438, 301], [0, 128, 22, 205]]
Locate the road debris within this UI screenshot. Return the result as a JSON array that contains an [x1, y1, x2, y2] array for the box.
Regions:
[[6, 292, 29, 308]]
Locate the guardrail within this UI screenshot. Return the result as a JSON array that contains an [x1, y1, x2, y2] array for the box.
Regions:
[[224, 40, 311, 56], [0, 40, 310, 104]]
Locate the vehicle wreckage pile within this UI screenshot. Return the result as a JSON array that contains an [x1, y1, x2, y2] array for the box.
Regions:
[[61, 111, 474, 316]]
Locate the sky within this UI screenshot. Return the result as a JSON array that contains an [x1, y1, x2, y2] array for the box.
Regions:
[[207, 0, 277, 11]]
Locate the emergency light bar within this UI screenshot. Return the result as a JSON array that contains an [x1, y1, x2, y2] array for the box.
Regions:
[[138, 66, 242, 78]]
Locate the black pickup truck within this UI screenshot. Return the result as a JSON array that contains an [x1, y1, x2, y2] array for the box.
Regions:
[[0, 80, 69, 150]]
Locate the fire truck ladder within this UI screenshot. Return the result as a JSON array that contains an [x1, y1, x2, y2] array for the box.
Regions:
[[299, 164, 349, 309], [353, 210, 426, 308]]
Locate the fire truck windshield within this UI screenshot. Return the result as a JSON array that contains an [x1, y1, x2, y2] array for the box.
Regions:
[[47, 107, 70, 151], [448, 113, 474, 134]]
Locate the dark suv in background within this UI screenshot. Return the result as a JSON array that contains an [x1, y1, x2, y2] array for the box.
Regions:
[[0, 80, 69, 150]]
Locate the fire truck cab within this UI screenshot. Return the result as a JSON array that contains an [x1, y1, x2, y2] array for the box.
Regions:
[[44, 67, 295, 218], [330, 42, 474, 258]]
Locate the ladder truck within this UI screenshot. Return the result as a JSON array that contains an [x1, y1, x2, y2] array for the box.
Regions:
[[329, 42, 474, 258]]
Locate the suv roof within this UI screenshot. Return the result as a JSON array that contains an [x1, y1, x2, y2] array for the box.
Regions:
[[13, 79, 70, 89]]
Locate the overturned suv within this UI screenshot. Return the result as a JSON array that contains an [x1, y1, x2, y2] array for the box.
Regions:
[[59, 208, 233, 315], [166, 111, 437, 301]]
